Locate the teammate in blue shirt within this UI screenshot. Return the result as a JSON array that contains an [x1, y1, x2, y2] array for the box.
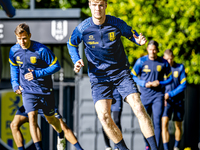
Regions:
[[131, 40, 172, 150], [102, 88, 123, 150], [10, 106, 84, 150], [67, 0, 158, 150], [162, 49, 187, 150], [9, 23, 65, 150]]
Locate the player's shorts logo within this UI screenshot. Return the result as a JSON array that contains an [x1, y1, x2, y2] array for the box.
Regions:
[[109, 32, 116, 41], [51, 20, 68, 41], [30, 56, 37, 64], [174, 71, 179, 78], [157, 65, 162, 72]]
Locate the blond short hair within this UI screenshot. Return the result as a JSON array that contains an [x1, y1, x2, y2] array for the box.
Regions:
[[88, 0, 107, 3], [14, 23, 30, 35], [164, 49, 174, 57]]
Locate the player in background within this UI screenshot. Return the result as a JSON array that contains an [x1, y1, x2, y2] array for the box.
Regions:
[[162, 49, 187, 150], [103, 88, 123, 150], [67, 0, 158, 149], [131, 40, 172, 150], [9, 23, 65, 150], [10, 105, 84, 150]]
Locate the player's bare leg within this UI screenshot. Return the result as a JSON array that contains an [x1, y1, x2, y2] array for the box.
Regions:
[[162, 116, 170, 143], [126, 93, 158, 150], [45, 115, 66, 150], [58, 118, 83, 149], [95, 99, 123, 143], [10, 115, 28, 147], [28, 111, 41, 143], [126, 93, 154, 137], [174, 121, 182, 141], [174, 121, 182, 150], [59, 118, 77, 144], [45, 115, 62, 133], [10, 115, 42, 148]]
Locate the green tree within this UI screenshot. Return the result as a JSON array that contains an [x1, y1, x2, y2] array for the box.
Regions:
[[8, 0, 200, 84], [12, 0, 30, 9], [106, 0, 200, 84]]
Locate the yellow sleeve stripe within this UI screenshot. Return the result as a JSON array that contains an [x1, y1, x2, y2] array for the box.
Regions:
[[166, 71, 172, 78], [49, 56, 58, 67], [131, 69, 137, 76], [129, 28, 135, 39], [180, 78, 186, 84], [69, 36, 78, 47], [9, 58, 18, 66], [131, 28, 135, 34]]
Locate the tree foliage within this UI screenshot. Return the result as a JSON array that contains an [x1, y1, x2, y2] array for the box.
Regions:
[[9, 0, 200, 84], [11, 0, 30, 9], [106, 0, 200, 84]]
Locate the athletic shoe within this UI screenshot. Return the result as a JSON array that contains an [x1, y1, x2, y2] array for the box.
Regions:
[[174, 147, 179, 150], [57, 137, 66, 150], [105, 147, 112, 150], [145, 146, 150, 150]]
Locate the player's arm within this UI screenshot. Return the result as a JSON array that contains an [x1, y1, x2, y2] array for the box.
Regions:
[[159, 61, 173, 85], [115, 17, 146, 46], [34, 49, 61, 78], [131, 59, 149, 87], [9, 62, 20, 92], [151, 75, 172, 89], [167, 65, 187, 98], [159, 73, 173, 85], [131, 70, 145, 87], [25, 48, 61, 81], [67, 27, 84, 73], [9, 50, 20, 93]]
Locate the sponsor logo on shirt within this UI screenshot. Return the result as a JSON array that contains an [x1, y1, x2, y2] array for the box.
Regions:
[[87, 41, 99, 45], [30, 56, 37, 64], [88, 35, 95, 40], [16, 56, 20, 60], [143, 65, 151, 73], [173, 71, 179, 78], [87, 35, 98, 48], [157, 65, 162, 72], [16, 56, 23, 66], [108, 32, 116, 41]]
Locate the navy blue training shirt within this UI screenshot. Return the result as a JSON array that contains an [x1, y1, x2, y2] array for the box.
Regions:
[[9, 41, 60, 95], [132, 55, 172, 99], [165, 62, 186, 100], [67, 15, 140, 82]]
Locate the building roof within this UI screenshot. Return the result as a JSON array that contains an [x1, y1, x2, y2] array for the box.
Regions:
[[0, 8, 81, 19]]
